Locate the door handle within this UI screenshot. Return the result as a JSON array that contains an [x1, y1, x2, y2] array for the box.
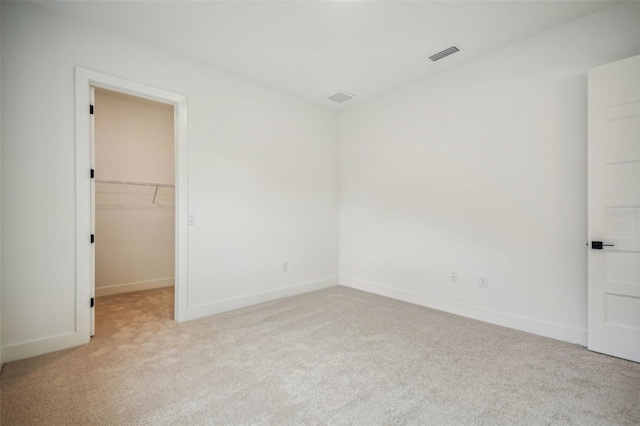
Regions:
[[592, 241, 614, 249]]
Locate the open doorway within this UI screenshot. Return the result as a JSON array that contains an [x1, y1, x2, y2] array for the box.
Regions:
[[75, 67, 188, 345], [90, 87, 176, 335]]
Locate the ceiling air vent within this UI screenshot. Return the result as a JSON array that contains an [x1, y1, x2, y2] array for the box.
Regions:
[[428, 46, 460, 62], [326, 92, 354, 104]]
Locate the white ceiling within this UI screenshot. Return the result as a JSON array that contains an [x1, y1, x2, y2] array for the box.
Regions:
[[36, 0, 618, 109]]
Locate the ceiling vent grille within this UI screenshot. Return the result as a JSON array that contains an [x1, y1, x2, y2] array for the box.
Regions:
[[326, 92, 354, 103], [429, 46, 460, 62]]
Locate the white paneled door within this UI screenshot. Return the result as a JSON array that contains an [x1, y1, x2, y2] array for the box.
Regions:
[[588, 55, 640, 363], [90, 86, 96, 337]]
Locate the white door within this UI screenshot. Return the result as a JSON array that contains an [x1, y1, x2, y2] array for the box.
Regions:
[[90, 86, 96, 336], [588, 55, 640, 363]]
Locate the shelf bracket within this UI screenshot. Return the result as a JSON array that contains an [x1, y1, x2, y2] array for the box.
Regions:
[[152, 184, 159, 205]]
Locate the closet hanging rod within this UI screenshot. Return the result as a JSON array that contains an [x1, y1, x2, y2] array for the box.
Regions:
[[95, 179, 175, 188]]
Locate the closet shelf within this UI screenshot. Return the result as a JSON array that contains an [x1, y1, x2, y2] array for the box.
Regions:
[[95, 179, 174, 188], [95, 179, 175, 209]]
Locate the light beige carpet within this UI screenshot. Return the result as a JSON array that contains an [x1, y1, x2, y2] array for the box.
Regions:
[[1, 286, 639, 425]]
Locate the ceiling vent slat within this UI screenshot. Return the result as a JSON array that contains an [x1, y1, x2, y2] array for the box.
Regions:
[[428, 46, 460, 62]]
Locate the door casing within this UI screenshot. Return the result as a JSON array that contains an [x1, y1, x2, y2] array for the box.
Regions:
[[75, 67, 189, 343]]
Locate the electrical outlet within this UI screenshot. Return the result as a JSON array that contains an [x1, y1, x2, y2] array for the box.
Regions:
[[188, 213, 196, 225], [282, 262, 288, 272], [450, 272, 458, 283], [479, 276, 488, 288]]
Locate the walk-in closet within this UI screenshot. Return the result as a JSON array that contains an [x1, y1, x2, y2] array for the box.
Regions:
[[93, 88, 175, 323]]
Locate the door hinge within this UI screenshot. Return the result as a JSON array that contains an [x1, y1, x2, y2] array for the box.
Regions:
[[91, 234, 95, 244], [90, 169, 95, 179], [90, 297, 95, 308], [591, 241, 614, 250], [90, 105, 94, 115]]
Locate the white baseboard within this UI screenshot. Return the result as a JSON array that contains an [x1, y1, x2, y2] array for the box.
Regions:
[[2, 331, 89, 364], [181, 277, 339, 322], [96, 277, 174, 297], [340, 277, 587, 346]]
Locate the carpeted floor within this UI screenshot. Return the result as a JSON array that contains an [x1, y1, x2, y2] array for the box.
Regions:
[[1, 286, 639, 425]]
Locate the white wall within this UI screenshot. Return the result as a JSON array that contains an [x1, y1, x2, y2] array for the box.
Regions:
[[1, 1, 339, 361], [94, 91, 175, 296], [339, 2, 640, 345]]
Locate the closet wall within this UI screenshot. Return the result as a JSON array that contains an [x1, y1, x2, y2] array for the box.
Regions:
[[94, 89, 175, 296]]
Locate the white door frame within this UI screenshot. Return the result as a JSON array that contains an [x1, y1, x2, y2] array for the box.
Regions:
[[75, 67, 189, 340]]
